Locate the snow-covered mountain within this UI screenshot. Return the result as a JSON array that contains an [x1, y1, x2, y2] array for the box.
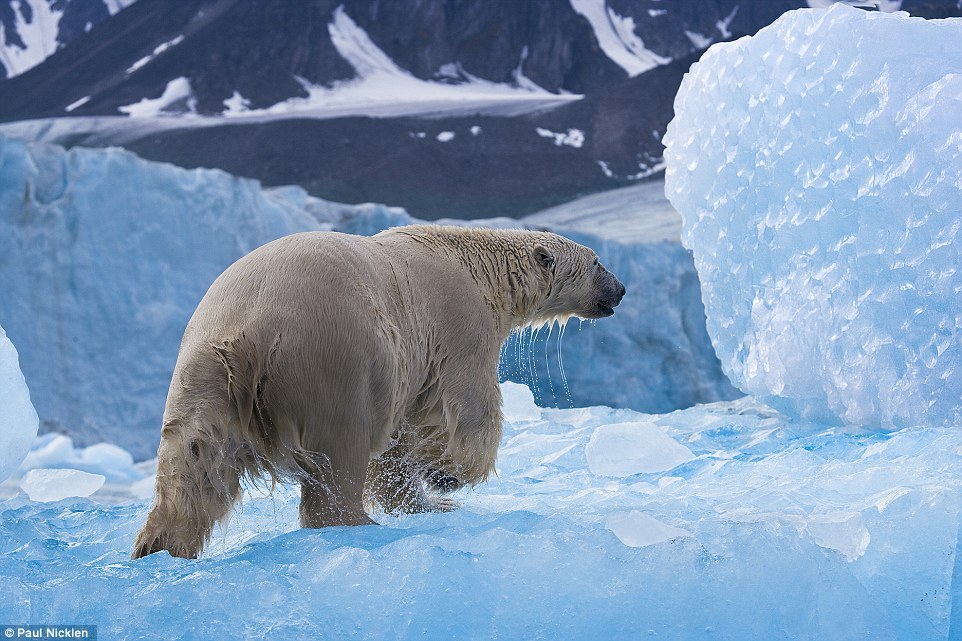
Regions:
[[0, 0, 135, 79], [5, 0, 957, 219]]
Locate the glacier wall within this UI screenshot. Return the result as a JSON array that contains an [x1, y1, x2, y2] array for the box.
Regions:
[[0, 135, 333, 458], [664, 5, 962, 428], [0, 134, 734, 459]]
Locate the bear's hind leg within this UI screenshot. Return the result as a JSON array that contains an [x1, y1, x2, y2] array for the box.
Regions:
[[366, 444, 458, 514], [132, 429, 243, 559], [297, 450, 375, 528]]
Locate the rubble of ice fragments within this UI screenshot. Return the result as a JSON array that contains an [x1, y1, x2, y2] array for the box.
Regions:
[[664, 4, 962, 428], [3, 386, 962, 639], [0, 324, 38, 483]]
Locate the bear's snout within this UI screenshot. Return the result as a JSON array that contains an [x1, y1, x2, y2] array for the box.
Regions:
[[613, 281, 626, 305], [592, 272, 625, 318]]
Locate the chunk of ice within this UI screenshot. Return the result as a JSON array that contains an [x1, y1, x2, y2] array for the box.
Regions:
[[0, 324, 39, 483], [807, 512, 871, 562], [500, 381, 542, 422], [664, 5, 962, 428], [586, 421, 695, 476], [605, 511, 692, 547], [20, 469, 106, 502]]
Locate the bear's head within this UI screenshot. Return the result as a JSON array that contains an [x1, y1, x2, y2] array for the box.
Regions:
[[527, 235, 625, 325]]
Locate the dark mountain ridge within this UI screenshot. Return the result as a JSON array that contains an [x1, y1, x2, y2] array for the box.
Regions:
[[1, 0, 959, 218]]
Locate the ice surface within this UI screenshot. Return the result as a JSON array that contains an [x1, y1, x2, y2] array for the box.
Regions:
[[2, 386, 962, 639], [0, 134, 736, 456], [20, 468, 105, 502], [664, 5, 962, 428], [0, 324, 38, 483], [585, 421, 695, 475]]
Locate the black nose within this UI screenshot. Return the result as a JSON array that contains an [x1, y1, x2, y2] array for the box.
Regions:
[[613, 282, 625, 305]]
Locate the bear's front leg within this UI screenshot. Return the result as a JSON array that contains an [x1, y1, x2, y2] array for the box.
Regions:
[[437, 378, 504, 488], [366, 443, 458, 514]]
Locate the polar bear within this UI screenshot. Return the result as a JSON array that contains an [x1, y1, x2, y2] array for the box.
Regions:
[[132, 225, 624, 558]]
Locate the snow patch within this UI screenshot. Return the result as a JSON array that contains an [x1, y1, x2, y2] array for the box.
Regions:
[[64, 96, 90, 113], [0, 0, 64, 78], [103, 0, 137, 15], [125, 34, 184, 75], [223, 91, 252, 115], [118, 77, 196, 117], [436, 131, 455, 142], [569, 0, 671, 76], [684, 30, 713, 50], [536, 127, 584, 148], [716, 6, 739, 39]]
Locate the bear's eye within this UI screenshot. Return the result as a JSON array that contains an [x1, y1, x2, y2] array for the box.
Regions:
[[593, 258, 600, 268]]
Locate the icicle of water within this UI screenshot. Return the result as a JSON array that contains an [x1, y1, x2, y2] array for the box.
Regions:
[[557, 320, 573, 407], [543, 320, 556, 406], [526, 326, 543, 405], [514, 328, 523, 385]]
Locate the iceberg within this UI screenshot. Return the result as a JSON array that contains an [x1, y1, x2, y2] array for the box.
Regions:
[[664, 5, 962, 428], [0, 323, 38, 483], [2, 383, 961, 640]]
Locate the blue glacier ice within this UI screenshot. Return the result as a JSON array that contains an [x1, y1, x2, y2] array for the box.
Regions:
[[0, 133, 734, 458], [0, 323, 38, 483], [664, 4, 962, 428], [2, 382, 962, 640]]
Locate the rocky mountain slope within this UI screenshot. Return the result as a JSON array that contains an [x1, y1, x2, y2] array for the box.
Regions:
[[1, 0, 959, 218]]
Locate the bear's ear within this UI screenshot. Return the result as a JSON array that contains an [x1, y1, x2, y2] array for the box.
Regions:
[[533, 245, 555, 271]]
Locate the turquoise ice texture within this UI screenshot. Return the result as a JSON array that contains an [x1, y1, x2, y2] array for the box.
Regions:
[[664, 4, 962, 428], [2, 383, 962, 640]]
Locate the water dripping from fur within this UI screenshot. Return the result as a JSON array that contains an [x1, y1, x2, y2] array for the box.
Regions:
[[500, 315, 576, 410]]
